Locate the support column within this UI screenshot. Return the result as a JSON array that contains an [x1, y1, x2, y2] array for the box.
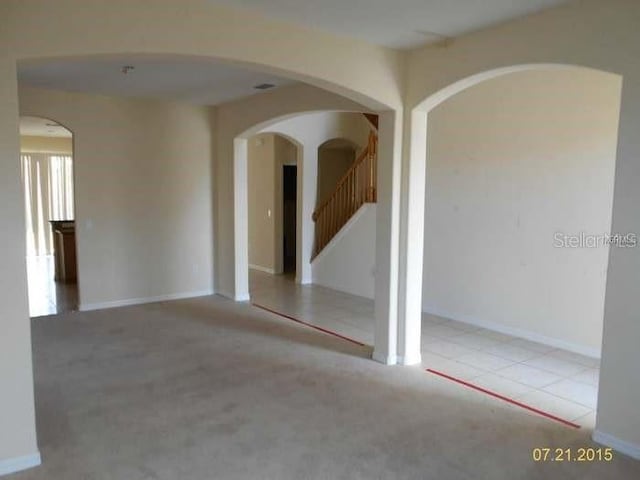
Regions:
[[594, 83, 640, 458], [296, 143, 317, 284], [232, 138, 250, 301], [372, 110, 403, 365], [0, 57, 40, 474], [396, 110, 427, 365]]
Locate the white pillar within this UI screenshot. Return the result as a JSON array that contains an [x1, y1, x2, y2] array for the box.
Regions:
[[0, 58, 40, 471], [396, 110, 428, 365], [372, 110, 403, 365], [594, 83, 640, 456], [296, 143, 317, 284], [233, 138, 250, 301]]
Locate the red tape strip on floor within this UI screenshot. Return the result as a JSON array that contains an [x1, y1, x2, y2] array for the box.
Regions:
[[252, 303, 367, 347], [426, 368, 581, 429]]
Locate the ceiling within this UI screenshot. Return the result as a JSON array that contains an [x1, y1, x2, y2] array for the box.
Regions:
[[20, 116, 72, 138], [16, 2, 570, 105], [209, 0, 569, 49], [18, 56, 295, 106]]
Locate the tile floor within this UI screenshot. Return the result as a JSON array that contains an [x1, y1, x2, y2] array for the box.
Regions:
[[249, 269, 600, 429], [26, 255, 78, 317], [420, 312, 599, 428]]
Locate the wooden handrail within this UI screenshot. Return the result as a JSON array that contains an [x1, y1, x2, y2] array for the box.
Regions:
[[312, 137, 374, 221], [311, 131, 377, 258]]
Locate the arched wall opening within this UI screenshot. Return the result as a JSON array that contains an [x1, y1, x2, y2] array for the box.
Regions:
[[5, 48, 397, 472], [234, 111, 376, 292], [399, 64, 624, 365], [233, 110, 391, 357], [19, 115, 78, 317], [2, 27, 404, 464], [399, 64, 623, 429]]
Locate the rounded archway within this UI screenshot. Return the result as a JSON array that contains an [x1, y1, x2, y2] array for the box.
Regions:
[[398, 64, 624, 366], [246, 132, 300, 279], [399, 64, 623, 432], [19, 115, 78, 317]]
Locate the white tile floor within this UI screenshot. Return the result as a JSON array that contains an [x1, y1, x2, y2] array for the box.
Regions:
[[249, 270, 600, 429], [27, 255, 78, 317]]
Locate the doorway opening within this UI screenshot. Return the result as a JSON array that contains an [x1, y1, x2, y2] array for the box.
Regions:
[[20, 116, 78, 317], [416, 66, 622, 429], [247, 132, 298, 281], [282, 164, 297, 274]]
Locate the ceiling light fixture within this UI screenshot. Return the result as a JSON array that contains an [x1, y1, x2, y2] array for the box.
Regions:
[[254, 83, 275, 90], [121, 65, 135, 74]]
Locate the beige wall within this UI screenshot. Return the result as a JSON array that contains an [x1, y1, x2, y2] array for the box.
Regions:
[[317, 145, 356, 207], [19, 86, 215, 310], [422, 68, 621, 355], [20, 135, 72, 154], [248, 133, 278, 272]]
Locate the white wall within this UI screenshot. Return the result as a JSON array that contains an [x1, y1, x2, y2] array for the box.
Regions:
[[312, 204, 376, 299], [422, 68, 621, 356], [19, 86, 215, 310]]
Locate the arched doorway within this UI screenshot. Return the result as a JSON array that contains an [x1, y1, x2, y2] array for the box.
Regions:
[[246, 132, 299, 277], [19, 116, 78, 317], [238, 111, 381, 348], [401, 64, 623, 429]]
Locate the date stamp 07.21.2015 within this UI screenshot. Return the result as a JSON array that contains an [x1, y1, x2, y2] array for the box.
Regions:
[[532, 447, 613, 462]]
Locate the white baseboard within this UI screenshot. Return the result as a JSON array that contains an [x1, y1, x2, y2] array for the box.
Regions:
[[80, 289, 214, 312], [249, 264, 276, 275], [372, 349, 397, 365], [295, 275, 312, 285], [234, 293, 251, 302], [398, 352, 422, 366], [593, 430, 640, 460], [0, 452, 41, 476], [216, 291, 251, 302], [423, 306, 601, 359]]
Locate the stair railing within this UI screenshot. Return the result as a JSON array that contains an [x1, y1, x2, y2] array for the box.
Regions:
[[312, 131, 377, 258]]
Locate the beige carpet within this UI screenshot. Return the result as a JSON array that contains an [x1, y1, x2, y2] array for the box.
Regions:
[[9, 295, 640, 479]]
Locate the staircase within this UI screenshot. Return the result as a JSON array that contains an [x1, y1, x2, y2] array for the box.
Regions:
[[312, 130, 378, 258]]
